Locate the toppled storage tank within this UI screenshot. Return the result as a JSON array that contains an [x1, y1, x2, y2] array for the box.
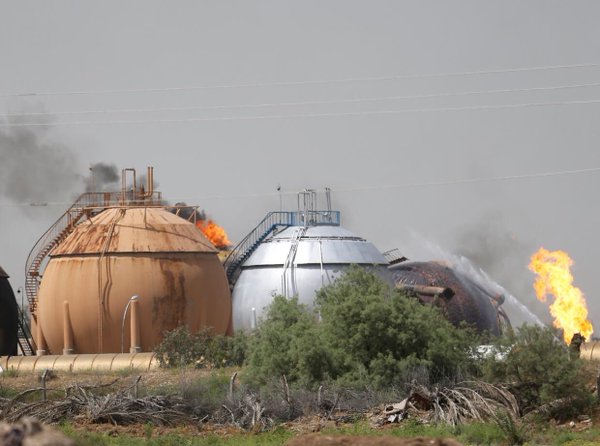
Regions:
[[0, 266, 18, 355], [227, 189, 390, 331], [389, 261, 508, 335], [29, 168, 232, 355]]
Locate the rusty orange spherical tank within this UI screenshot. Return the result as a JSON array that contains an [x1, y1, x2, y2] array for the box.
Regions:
[[35, 207, 232, 354]]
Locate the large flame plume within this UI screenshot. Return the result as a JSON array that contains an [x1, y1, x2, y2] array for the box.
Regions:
[[528, 247, 593, 343], [196, 220, 232, 249]]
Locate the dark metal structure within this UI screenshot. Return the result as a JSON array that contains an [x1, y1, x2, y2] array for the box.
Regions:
[[389, 261, 509, 335], [0, 266, 19, 355]]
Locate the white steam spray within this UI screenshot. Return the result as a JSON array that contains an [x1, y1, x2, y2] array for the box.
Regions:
[[404, 231, 545, 328]]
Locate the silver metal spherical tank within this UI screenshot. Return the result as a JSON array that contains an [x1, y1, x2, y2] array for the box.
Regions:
[[231, 225, 390, 331]]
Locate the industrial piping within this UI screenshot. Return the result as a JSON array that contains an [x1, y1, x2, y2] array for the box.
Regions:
[[579, 341, 600, 361], [0, 352, 157, 373], [396, 283, 455, 300]]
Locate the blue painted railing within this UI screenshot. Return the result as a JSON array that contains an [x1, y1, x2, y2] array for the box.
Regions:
[[223, 210, 340, 284]]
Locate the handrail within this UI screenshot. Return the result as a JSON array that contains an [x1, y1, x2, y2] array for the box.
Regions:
[[223, 212, 295, 283], [223, 210, 341, 285], [16, 305, 34, 355], [24, 191, 164, 314]]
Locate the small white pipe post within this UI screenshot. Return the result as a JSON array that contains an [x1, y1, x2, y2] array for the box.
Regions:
[[251, 307, 257, 330], [62, 301, 74, 355], [129, 298, 141, 353], [121, 295, 139, 354], [36, 318, 47, 356]]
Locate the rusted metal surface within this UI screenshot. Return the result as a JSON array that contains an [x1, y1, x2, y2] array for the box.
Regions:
[[52, 207, 216, 256], [35, 207, 231, 354], [0, 270, 18, 355], [390, 261, 502, 335], [0, 352, 157, 373]]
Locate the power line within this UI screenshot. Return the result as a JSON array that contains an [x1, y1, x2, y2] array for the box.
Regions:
[[2, 98, 600, 128], [1, 63, 599, 98], [2, 166, 598, 208], [332, 167, 600, 194], [4, 81, 600, 119], [184, 167, 600, 201]]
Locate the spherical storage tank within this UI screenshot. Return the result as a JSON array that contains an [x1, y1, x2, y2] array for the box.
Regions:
[[232, 225, 390, 331], [389, 261, 505, 335], [36, 207, 232, 354], [0, 266, 18, 355]]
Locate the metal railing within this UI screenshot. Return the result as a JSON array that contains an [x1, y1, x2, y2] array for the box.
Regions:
[[24, 191, 163, 314], [293, 210, 340, 226], [223, 211, 295, 283], [223, 210, 341, 285], [16, 306, 33, 355]]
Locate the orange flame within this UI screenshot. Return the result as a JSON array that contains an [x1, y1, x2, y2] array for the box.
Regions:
[[528, 247, 593, 344], [196, 220, 232, 249]]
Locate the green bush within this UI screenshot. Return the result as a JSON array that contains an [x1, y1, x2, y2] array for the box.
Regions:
[[245, 266, 479, 389], [154, 326, 248, 368], [481, 324, 595, 418], [154, 326, 201, 367], [245, 296, 332, 388], [315, 266, 478, 387]]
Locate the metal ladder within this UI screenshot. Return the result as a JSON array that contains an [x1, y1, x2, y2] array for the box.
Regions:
[[281, 226, 307, 297]]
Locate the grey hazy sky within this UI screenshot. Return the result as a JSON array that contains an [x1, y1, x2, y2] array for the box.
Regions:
[[1, 1, 599, 329]]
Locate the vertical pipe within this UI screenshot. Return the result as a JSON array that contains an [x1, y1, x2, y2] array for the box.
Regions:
[[35, 316, 47, 356], [62, 301, 74, 355], [139, 166, 154, 199], [251, 307, 257, 330], [41, 369, 49, 401], [129, 298, 141, 353]]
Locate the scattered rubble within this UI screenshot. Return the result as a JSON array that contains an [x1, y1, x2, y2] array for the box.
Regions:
[[369, 382, 519, 427]]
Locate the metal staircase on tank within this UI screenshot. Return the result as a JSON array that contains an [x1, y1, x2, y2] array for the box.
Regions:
[[223, 211, 295, 285], [16, 306, 33, 355], [21, 167, 163, 355], [24, 194, 92, 315], [223, 189, 342, 288], [24, 190, 142, 316]]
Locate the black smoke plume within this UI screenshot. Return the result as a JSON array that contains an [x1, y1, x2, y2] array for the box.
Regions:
[[85, 162, 119, 192], [169, 202, 206, 222], [0, 125, 80, 203]]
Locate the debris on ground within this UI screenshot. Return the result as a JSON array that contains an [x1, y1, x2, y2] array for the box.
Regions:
[[369, 381, 519, 427]]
